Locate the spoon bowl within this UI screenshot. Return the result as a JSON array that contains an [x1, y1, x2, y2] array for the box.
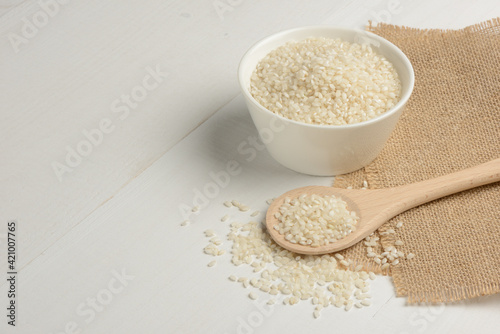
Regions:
[[266, 158, 500, 255]]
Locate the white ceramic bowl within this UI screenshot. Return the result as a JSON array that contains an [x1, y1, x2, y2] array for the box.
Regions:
[[238, 26, 414, 176]]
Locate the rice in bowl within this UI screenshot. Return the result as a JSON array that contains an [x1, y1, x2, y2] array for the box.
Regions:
[[250, 37, 401, 125]]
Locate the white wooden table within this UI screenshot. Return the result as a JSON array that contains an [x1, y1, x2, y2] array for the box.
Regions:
[[1, 1, 499, 333]]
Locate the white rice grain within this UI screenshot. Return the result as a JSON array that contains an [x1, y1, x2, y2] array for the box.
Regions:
[[239, 205, 251, 212], [250, 211, 260, 217], [204, 229, 215, 237]]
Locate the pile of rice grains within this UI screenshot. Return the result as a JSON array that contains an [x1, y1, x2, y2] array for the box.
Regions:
[[182, 188, 414, 319]]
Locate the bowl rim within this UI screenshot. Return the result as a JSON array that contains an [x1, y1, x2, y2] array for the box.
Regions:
[[238, 25, 415, 129]]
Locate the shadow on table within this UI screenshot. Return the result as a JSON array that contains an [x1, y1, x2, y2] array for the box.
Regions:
[[198, 95, 297, 177]]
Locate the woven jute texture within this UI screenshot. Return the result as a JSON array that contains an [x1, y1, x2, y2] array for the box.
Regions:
[[334, 18, 500, 304]]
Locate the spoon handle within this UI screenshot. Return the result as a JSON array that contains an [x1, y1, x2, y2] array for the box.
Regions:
[[389, 158, 500, 212]]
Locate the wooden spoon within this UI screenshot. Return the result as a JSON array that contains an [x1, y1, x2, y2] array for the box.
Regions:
[[266, 158, 500, 255]]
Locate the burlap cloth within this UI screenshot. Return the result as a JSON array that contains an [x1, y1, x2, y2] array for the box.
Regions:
[[335, 18, 500, 303]]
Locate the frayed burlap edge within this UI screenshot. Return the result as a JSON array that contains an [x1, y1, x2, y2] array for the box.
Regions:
[[368, 17, 500, 38]]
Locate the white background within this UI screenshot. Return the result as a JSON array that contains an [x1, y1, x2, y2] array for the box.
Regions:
[[1, 0, 499, 333]]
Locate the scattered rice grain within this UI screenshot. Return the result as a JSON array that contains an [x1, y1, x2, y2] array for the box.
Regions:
[[239, 205, 251, 212], [204, 229, 215, 237], [250, 211, 260, 217]]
